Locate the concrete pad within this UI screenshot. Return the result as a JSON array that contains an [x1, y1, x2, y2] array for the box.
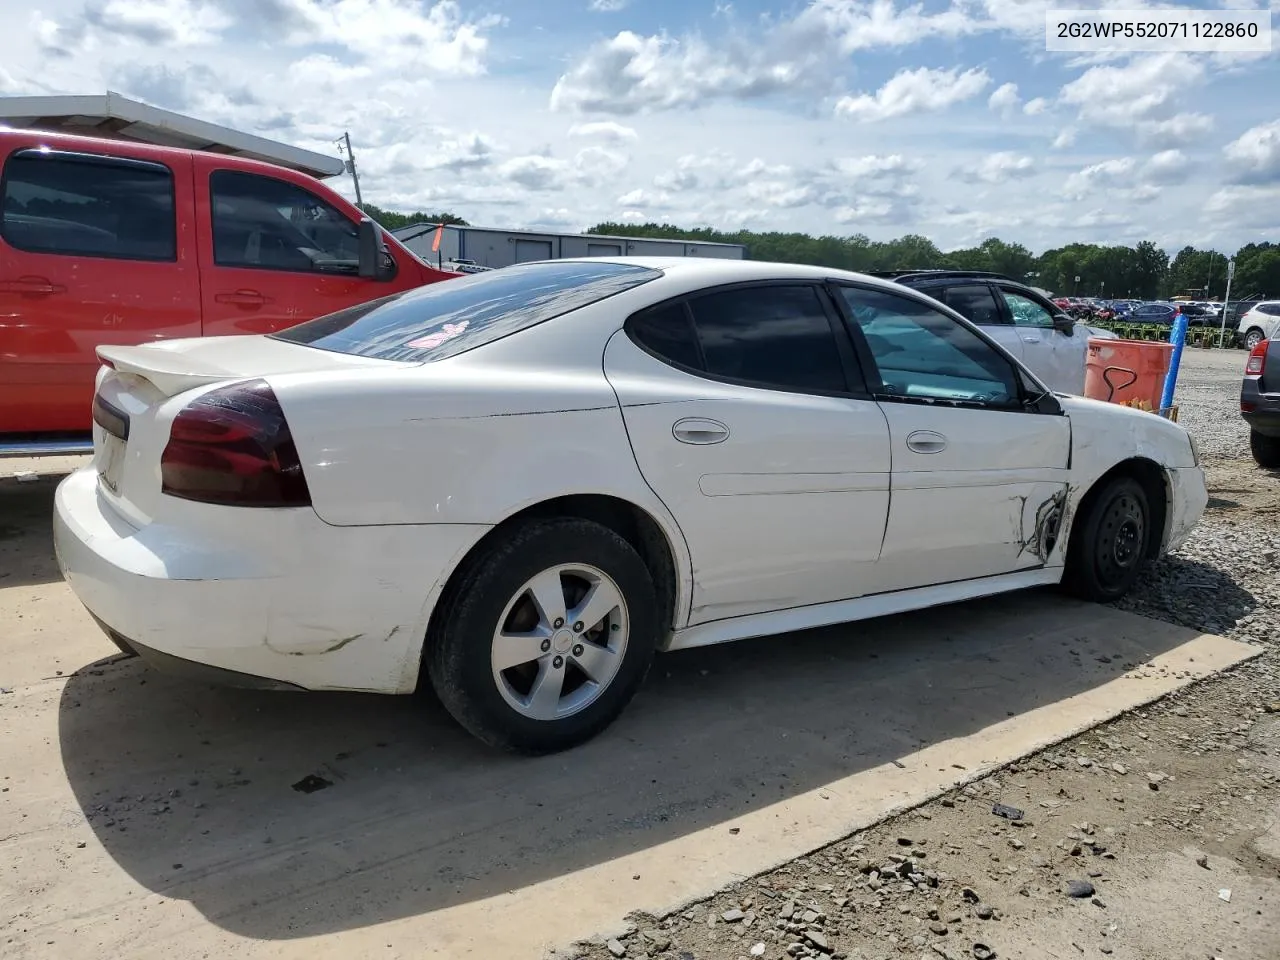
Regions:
[[0, 470, 1260, 960]]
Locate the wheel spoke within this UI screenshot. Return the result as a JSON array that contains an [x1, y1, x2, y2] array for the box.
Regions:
[[525, 568, 567, 628], [572, 641, 621, 685], [525, 661, 566, 720], [492, 630, 550, 672], [569, 579, 623, 633]]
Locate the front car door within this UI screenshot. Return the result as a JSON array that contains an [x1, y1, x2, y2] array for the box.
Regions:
[[996, 284, 1087, 394], [193, 158, 395, 336], [830, 282, 1072, 592], [602, 282, 892, 625]]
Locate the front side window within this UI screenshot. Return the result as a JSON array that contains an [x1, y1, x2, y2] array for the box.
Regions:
[[685, 285, 849, 393], [273, 260, 660, 362], [1, 150, 175, 261], [942, 284, 1004, 326], [210, 170, 362, 274], [1001, 289, 1055, 329], [837, 286, 1020, 407]]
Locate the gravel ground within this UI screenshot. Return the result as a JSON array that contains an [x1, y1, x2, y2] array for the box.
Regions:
[[571, 347, 1280, 960]]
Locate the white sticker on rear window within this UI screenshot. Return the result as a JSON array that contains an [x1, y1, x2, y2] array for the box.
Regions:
[[408, 321, 469, 350]]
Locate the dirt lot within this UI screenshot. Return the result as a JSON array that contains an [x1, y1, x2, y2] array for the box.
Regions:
[[1, 349, 1276, 960]]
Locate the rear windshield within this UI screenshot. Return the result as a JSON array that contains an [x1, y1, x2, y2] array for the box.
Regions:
[[271, 260, 662, 362]]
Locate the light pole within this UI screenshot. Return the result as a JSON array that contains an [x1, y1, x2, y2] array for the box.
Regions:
[[1218, 258, 1235, 349]]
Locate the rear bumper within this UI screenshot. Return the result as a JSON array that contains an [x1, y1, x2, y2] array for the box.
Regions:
[[1241, 378, 1280, 437], [53, 467, 490, 693]]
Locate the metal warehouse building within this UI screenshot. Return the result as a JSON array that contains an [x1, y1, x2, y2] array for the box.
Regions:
[[392, 223, 746, 269]]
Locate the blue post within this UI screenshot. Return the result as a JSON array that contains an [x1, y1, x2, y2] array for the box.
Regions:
[[1160, 311, 1189, 413]]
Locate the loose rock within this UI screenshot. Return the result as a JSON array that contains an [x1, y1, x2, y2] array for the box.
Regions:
[[1065, 880, 1095, 899]]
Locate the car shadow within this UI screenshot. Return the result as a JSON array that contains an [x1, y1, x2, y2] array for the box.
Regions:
[[0, 471, 72, 588], [1115, 555, 1258, 636], [57, 586, 1207, 941]]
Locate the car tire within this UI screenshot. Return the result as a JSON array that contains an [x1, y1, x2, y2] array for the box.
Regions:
[[1062, 475, 1151, 603], [1251, 430, 1280, 469], [1244, 327, 1266, 351], [425, 517, 659, 755]]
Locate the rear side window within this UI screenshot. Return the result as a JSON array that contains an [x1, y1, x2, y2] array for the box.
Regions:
[[941, 284, 1005, 326], [629, 302, 703, 370], [0, 149, 176, 261], [1259, 303, 1280, 317], [273, 260, 661, 362], [686, 285, 849, 393]]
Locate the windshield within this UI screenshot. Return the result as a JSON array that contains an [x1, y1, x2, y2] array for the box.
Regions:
[[272, 260, 661, 362]]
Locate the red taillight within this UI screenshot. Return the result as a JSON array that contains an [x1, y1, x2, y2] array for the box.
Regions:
[[1246, 340, 1268, 376], [160, 379, 311, 507]]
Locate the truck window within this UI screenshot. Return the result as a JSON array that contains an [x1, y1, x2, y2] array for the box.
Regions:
[[0, 150, 176, 261], [210, 170, 363, 275]]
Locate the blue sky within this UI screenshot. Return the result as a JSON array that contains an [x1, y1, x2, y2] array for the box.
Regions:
[[2, 0, 1279, 254]]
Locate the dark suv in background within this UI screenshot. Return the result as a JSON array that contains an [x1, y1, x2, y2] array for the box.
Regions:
[[1242, 334, 1280, 468]]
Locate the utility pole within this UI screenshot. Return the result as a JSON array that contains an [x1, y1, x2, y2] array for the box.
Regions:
[[338, 131, 364, 210]]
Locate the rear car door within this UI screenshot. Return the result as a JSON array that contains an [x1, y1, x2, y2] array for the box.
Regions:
[[194, 157, 394, 336], [0, 145, 200, 435], [831, 282, 1071, 591], [603, 282, 892, 625], [934, 282, 1027, 367], [995, 284, 1087, 394]]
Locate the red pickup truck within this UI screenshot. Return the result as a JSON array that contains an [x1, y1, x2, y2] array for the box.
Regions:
[[0, 129, 457, 455]]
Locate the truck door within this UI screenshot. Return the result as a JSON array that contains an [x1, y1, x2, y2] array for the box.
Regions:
[[0, 143, 199, 434], [193, 157, 404, 337]]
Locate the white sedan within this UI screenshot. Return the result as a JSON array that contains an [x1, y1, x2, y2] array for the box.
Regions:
[[54, 258, 1208, 753]]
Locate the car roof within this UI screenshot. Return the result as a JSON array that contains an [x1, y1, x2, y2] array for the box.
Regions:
[[550, 256, 937, 294]]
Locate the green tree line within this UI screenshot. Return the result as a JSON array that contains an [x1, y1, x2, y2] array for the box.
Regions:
[[364, 203, 1279, 300], [587, 223, 1280, 301]]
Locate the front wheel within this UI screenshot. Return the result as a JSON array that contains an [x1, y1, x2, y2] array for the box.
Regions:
[[1252, 429, 1280, 469], [426, 518, 659, 754], [1062, 476, 1150, 603]]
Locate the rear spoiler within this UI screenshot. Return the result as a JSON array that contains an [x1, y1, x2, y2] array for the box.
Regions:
[[97, 345, 233, 398]]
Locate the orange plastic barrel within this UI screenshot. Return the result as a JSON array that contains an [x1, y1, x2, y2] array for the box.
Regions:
[[1084, 338, 1173, 409]]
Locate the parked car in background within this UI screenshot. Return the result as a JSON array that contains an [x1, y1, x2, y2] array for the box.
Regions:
[[1237, 301, 1280, 351], [1130, 302, 1179, 325], [54, 257, 1207, 753], [877, 270, 1100, 394], [0, 128, 459, 456], [1175, 302, 1217, 326], [1241, 334, 1280, 468]]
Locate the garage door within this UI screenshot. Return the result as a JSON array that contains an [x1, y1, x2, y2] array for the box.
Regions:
[[587, 243, 622, 257], [514, 240, 553, 263]]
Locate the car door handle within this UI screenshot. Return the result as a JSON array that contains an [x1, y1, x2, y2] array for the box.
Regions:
[[1021, 335, 1041, 343], [906, 430, 947, 454], [672, 417, 729, 445], [0, 276, 65, 295], [215, 289, 271, 306]]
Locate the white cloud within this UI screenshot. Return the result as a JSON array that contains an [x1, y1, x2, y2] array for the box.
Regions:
[[568, 121, 639, 142], [1052, 127, 1077, 149], [498, 155, 572, 191], [550, 0, 988, 115], [1223, 118, 1280, 183], [1023, 97, 1049, 116], [1135, 112, 1214, 147], [958, 152, 1035, 183], [588, 0, 629, 9], [1205, 184, 1280, 229], [1060, 55, 1201, 126], [1142, 149, 1191, 184], [1063, 157, 1137, 200], [988, 82, 1019, 115], [835, 66, 990, 122]]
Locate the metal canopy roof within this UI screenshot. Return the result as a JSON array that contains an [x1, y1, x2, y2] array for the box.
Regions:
[[0, 91, 345, 179]]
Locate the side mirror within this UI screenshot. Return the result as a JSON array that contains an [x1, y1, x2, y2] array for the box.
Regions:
[[357, 217, 380, 279], [1053, 313, 1075, 335]]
